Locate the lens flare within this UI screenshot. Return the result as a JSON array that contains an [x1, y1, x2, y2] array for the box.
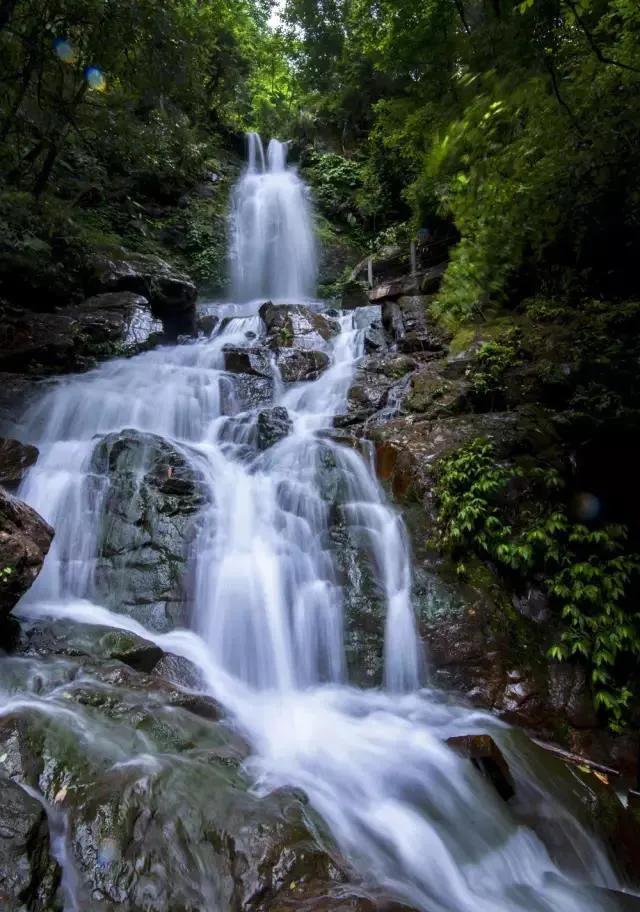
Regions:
[[53, 38, 77, 64], [84, 66, 107, 92]]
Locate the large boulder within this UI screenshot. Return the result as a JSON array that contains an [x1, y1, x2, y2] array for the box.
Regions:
[[0, 776, 60, 911], [0, 665, 377, 912], [256, 407, 293, 450], [259, 302, 338, 350], [17, 617, 164, 674], [276, 348, 330, 382], [222, 345, 272, 378], [0, 437, 38, 490], [90, 430, 208, 631], [85, 250, 197, 335], [0, 489, 53, 625], [0, 295, 163, 376]]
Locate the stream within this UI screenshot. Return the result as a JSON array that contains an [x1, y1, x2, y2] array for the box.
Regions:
[[1, 134, 634, 911]]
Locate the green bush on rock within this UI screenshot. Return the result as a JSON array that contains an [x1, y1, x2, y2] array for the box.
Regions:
[[434, 438, 640, 730]]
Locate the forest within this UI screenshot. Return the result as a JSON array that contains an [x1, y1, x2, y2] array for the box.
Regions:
[[1, 1, 640, 910]]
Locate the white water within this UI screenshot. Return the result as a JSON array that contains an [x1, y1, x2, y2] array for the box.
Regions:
[[229, 133, 317, 302], [5, 135, 632, 910]]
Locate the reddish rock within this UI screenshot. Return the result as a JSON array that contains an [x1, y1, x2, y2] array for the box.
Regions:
[[0, 489, 53, 623]]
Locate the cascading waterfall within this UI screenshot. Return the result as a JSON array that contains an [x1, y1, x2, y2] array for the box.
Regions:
[[5, 133, 633, 911], [229, 132, 317, 302]]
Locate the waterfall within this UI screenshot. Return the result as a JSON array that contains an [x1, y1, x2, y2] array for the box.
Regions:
[[7, 134, 630, 912], [229, 132, 317, 302]]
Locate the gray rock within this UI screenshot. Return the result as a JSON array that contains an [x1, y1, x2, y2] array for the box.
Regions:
[[222, 346, 272, 378], [256, 407, 293, 450], [86, 251, 197, 333], [90, 430, 208, 631], [259, 301, 338, 350], [275, 348, 330, 381], [0, 775, 60, 911], [17, 618, 164, 673]]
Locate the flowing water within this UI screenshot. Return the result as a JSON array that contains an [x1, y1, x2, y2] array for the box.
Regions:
[[2, 134, 634, 910]]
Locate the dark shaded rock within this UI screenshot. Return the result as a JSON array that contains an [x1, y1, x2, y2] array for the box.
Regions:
[[85, 251, 197, 335], [75, 291, 163, 352], [363, 323, 386, 354], [341, 279, 370, 310], [198, 313, 219, 336], [0, 490, 53, 623], [16, 618, 164, 673], [338, 354, 417, 428], [446, 734, 515, 801], [0, 374, 47, 437], [0, 295, 163, 377], [276, 348, 330, 382], [256, 407, 293, 450], [381, 296, 446, 355], [223, 346, 272, 378], [260, 302, 338, 350], [0, 775, 60, 911], [512, 587, 551, 624], [404, 361, 468, 418], [0, 437, 38, 489], [90, 430, 208, 631]]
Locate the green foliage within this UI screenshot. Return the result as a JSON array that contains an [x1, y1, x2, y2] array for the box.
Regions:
[[302, 151, 363, 224], [467, 332, 520, 408], [435, 439, 640, 728]]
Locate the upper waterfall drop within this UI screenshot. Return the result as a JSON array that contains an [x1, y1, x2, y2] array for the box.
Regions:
[[229, 132, 318, 303]]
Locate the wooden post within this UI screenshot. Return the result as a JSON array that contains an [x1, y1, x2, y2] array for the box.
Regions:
[[410, 240, 417, 277], [367, 256, 374, 288]]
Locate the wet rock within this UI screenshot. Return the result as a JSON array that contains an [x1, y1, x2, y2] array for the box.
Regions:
[[363, 323, 387, 354], [0, 437, 38, 489], [276, 348, 330, 382], [328, 521, 385, 686], [256, 407, 293, 450], [0, 699, 367, 912], [446, 734, 515, 801], [16, 618, 164, 673], [0, 775, 60, 911], [78, 291, 164, 351], [223, 345, 272, 378], [340, 354, 416, 427], [152, 653, 204, 690], [85, 250, 197, 335], [198, 313, 219, 336], [0, 490, 53, 624], [381, 296, 446, 354], [70, 660, 224, 723], [0, 296, 163, 376], [260, 301, 338, 350], [221, 373, 273, 413], [90, 430, 208, 631]]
